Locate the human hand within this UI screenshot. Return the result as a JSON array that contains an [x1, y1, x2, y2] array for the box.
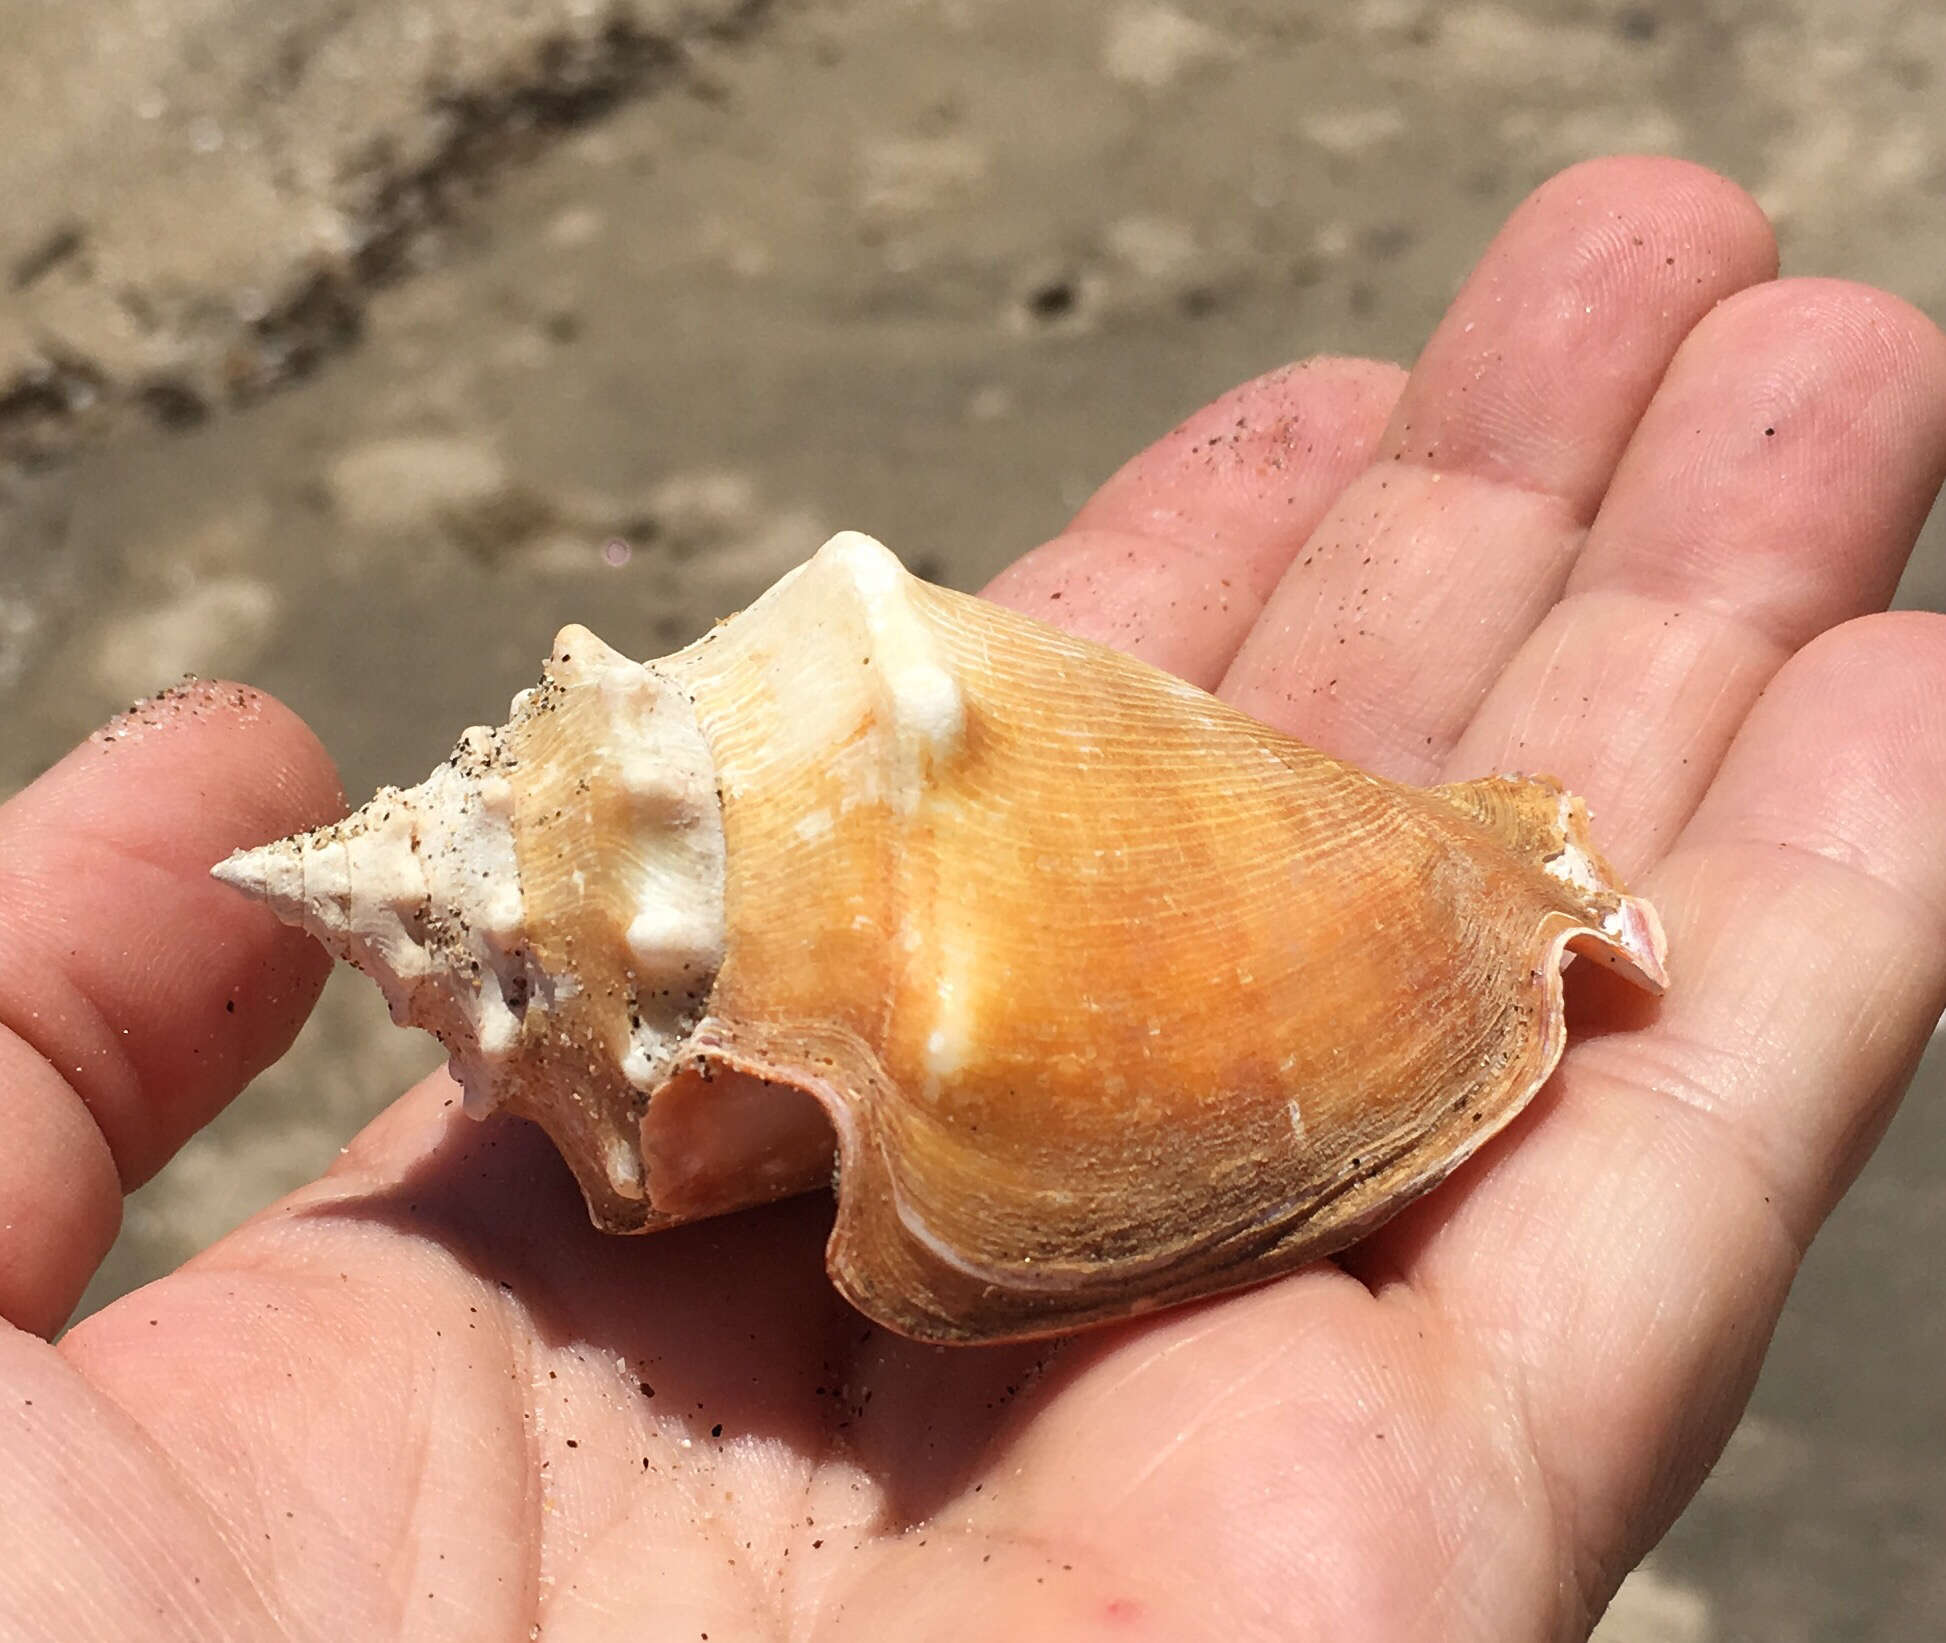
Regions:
[[6, 155, 1945, 1640]]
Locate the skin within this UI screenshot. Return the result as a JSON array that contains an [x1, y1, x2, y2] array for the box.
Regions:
[[4, 155, 1946, 1641]]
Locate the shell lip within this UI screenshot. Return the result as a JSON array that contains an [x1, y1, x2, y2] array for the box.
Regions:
[[822, 900, 1663, 1345], [1569, 891, 1669, 995]]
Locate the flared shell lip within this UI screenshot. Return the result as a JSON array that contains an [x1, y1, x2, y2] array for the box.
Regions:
[[1587, 891, 1670, 994], [669, 895, 1668, 1346]]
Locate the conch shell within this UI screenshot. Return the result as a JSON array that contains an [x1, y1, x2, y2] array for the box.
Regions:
[[216, 532, 1666, 1342]]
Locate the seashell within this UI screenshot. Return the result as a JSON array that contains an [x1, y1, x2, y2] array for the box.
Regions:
[[214, 531, 1667, 1343]]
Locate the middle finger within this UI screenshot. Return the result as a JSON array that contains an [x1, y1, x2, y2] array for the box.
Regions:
[[1444, 275, 1946, 877], [1221, 156, 1776, 780]]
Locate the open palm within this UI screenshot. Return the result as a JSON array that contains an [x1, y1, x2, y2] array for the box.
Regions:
[[7, 157, 1946, 1642]]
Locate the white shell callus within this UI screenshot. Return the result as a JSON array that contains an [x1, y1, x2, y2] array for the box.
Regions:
[[216, 531, 1667, 1343]]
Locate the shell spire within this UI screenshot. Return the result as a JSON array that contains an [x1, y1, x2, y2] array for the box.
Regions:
[[215, 532, 1668, 1343], [212, 730, 557, 1108]]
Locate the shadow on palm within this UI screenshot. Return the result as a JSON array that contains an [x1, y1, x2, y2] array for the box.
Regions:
[[314, 1086, 1087, 1526]]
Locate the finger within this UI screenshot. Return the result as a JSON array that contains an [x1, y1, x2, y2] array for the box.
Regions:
[[1220, 156, 1778, 778], [1387, 614, 1946, 1596], [1447, 278, 1946, 874], [0, 682, 341, 1334], [982, 357, 1403, 685]]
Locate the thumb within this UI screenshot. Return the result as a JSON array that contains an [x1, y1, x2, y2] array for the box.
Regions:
[[0, 681, 342, 1336]]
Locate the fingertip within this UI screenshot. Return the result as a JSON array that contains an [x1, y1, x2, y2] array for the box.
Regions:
[[1518, 154, 1777, 272], [1390, 155, 1778, 503], [1673, 275, 1946, 464], [1580, 275, 1946, 633], [78, 680, 347, 1133], [1, 681, 347, 1196], [85, 678, 346, 841]]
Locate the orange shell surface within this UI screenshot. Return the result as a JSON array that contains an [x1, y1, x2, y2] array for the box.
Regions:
[[216, 533, 1666, 1343]]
